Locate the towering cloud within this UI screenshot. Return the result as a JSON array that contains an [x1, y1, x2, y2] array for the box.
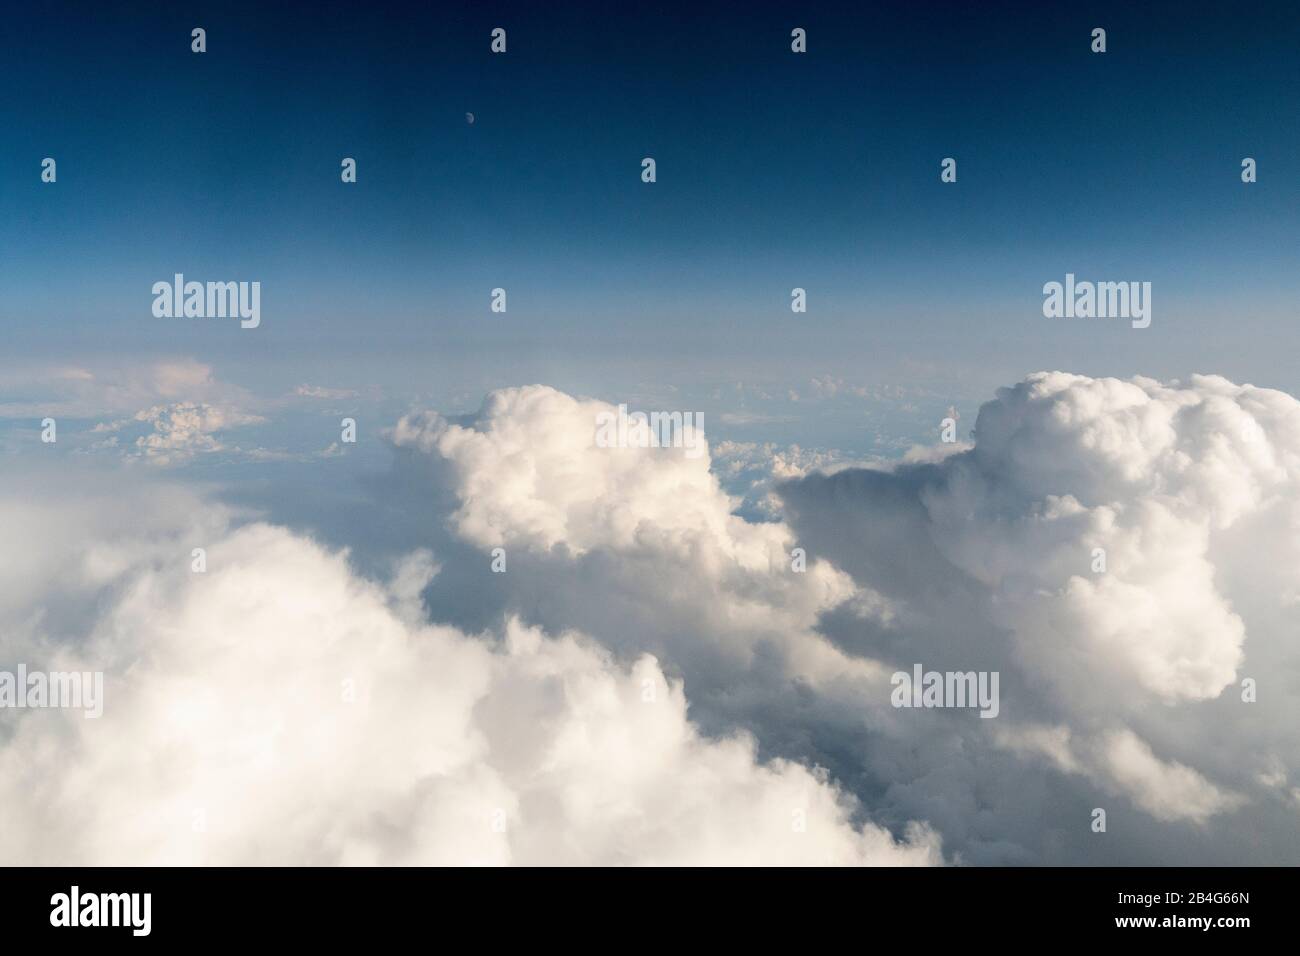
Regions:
[[780, 372, 1300, 857], [392, 372, 1300, 863]]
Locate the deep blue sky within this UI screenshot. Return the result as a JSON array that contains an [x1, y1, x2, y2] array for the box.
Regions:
[[2, 0, 1298, 397]]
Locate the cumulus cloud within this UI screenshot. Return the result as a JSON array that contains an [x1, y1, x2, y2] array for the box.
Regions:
[[386, 387, 873, 692], [0, 482, 937, 866], [0, 358, 275, 464], [780, 371, 1300, 854], [3, 369, 1298, 865], [883, 372, 1292, 708], [127, 402, 266, 463], [383, 373, 1300, 863]]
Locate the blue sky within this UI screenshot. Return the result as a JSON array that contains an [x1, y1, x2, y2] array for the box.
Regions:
[[2, 0, 1298, 455]]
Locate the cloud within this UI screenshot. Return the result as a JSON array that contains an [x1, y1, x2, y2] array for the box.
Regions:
[[0, 358, 273, 465], [1098, 729, 1244, 824], [128, 402, 266, 463], [711, 440, 884, 517], [4, 369, 1298, 865], [386, 386, 872, 693], [0, 483, 938, 866], [883, 372, 1294, 706], [779, 371, 1300, 852], [0, 359, 251, 421], [383, 372, 1300, 863]]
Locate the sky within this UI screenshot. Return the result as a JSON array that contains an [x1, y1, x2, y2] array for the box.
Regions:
[[3, 1, 1297, 404], [1, 2, 1299, 866]]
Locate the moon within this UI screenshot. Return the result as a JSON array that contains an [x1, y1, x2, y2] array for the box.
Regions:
[[466, 112, 475, 125]]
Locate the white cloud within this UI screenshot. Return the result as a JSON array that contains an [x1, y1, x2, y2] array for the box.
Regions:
[[388, 386, 872, 690], [4, 368, 1299, 865], [129, 402, 265, 463], [780, 371, 1300, 842], [0, 359, 251, 420], [1098, 729, 1244, 824], [0, 491, 938, 866], [389, 373, 1300, 857]]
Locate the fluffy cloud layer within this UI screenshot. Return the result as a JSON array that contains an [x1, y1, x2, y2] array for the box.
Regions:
[[3, 369, 1298, 865], [0, 474, 937, 865], [389, 373, 1300, 863]]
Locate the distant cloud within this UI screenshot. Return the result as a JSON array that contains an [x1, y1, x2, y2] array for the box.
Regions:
[[0, 359, 252, 420], [82, 402, 268, 465]]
